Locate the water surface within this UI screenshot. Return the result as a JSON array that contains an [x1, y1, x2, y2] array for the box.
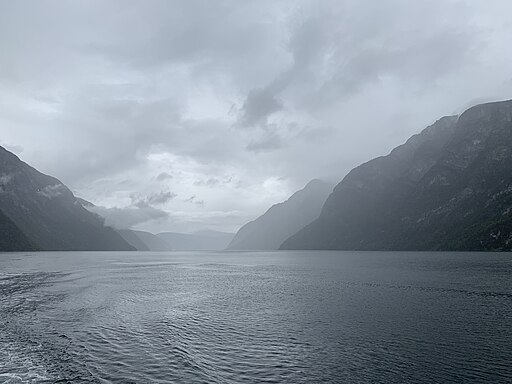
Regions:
[[1, 251, 511, 383]]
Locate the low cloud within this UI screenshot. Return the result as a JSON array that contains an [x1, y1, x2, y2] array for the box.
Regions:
[[131, 190, 177, 208], [239, 86, 283, 127], [37, 184, 66, 199], [85, 189, 175, 229], [2, 0, 512, 233], [156, 172, 173, 181], [0, 174, 12, 186], [246, 131, 285, 153], [89, 205, 169, 229]]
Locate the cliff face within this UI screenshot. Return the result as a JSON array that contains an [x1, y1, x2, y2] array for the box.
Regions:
[[227, 180, 333, 250], [0, 146, 134, 251], [282, 100, 512, 251]]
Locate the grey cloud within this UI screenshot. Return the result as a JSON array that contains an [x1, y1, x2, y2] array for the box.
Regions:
[[235, 0, 481, 121], [182, 195, 205, 207], [193, 175, 235, 188], [156, 172, 173, 181], [132, 191, 177, 208], [2, 0, 512, 233], [85, 189, 176, 229], [184, 195, 197, 203], [246, 131, 286, 153], [239, 87, 283, 127], [312, 30, 478, 108], [237, 71, 295, 128], [194, 178, 220, 187], [89, 205, 169, 229]]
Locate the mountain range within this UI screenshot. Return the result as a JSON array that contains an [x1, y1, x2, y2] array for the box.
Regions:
[[282, 99, 512, 251], [117, 229, 172, 251], [116, 228, 234, 251], [77, 200, 234, 251], [2, 99, 512, 252], [158, 230, 234, 251]]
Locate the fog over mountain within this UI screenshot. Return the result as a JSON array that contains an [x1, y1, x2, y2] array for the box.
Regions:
[[282, 100, 512, 251], [227, 180, 333, 250], [0, 146, 134, 251], [157, 231, 234, 251], [1, 1, 512, 234], [118, 229, 173, 252]]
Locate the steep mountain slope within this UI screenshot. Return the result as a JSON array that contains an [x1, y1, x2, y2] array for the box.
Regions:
[[117, 229, 151, 251], [0, 209, 37, 251], [157, 231, 234, 251], [118, 229, 173, 251], [282, 100, 512, 251], [0, 146, 134, 251], [227, 180, 333, 250]]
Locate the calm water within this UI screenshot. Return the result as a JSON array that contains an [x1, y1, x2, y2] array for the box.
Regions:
[[0, 251, 511, 383]]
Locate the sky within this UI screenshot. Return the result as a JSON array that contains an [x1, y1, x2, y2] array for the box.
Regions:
[[1, 0, 512, 234]]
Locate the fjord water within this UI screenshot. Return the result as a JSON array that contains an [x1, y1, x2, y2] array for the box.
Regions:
[[1, 251, 511, 383]]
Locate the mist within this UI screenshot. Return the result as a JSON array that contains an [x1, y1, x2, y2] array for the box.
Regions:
[[1, 0, 512, 234]]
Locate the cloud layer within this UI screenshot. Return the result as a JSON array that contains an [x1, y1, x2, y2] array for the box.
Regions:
[[1, 0, 512, 232]]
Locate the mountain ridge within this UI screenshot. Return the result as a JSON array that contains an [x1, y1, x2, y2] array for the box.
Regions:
[[227, 179, 333, 250], [0, 146, 134, 251], [281, 99, 512, 251]]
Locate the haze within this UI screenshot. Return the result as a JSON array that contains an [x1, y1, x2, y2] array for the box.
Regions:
[[1, 0, 512, 233]]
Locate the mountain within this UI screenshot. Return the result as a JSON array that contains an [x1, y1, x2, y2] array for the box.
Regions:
[[282, 99, 512, 251], [227, 180, 333, 250], [117, 229, 150, 251], [0, 146, 134, 251], [193, 229, 233, 239], [157, 230, 234, 251], [0, 209, 38, 251], [118, 229, 173, 251], [76, 197, 95, 208]]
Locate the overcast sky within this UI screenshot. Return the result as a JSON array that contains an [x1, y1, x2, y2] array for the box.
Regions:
[[1, 0, 512, 233]]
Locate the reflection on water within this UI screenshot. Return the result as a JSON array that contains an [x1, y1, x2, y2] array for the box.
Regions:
[[1, 251, 511, 383]]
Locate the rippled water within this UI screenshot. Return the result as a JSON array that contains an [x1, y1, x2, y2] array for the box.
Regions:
[[0, 251, 511, 383]]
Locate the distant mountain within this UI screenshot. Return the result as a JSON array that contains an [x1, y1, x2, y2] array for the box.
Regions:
[[193, 229, 232, 238], [282, 99, 512, 251], [227, 179, 333, 250], [77, 198, 173, 251], [157, 230, 234, 251], [0, 146, 134, 251], [118, 229, 173, 251], [117, 229, 150, 251]]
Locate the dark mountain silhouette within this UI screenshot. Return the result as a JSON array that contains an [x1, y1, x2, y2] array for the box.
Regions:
[[0, 146, 134, 251], [118, 229, 173, 251], [282, 100, 512, 251], [157, 230, 234, 251], [227, 179, 333, 250]]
